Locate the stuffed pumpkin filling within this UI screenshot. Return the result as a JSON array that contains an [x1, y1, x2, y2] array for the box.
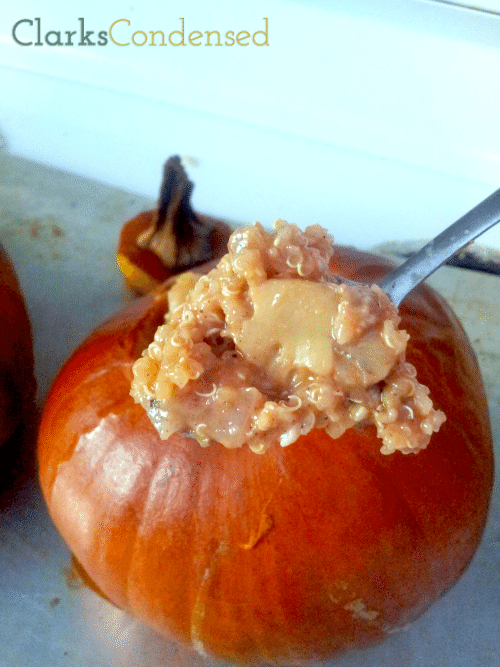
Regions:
[[131, 220, 446, 454]]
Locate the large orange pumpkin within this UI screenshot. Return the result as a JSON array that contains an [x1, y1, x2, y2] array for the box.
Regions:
[[38, 245, 493, 666], [0, 243, 36, 446]]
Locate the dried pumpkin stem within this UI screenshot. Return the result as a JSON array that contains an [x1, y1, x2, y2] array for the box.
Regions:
[[137, 155, 212, 269]]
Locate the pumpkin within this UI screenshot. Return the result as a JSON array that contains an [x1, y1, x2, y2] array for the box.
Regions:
[[117, 156, 232, 295], [38, 244, 493, 666], [0, 242, 36, 447]]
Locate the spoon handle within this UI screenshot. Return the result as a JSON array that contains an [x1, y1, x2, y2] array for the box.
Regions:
[[379, 188, 500, 306]]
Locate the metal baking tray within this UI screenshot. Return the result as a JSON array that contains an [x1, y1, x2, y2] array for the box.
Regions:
[[1, 152, 499, 667]]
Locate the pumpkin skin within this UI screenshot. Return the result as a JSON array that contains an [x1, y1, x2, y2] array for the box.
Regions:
[[117, 209, 232, 295], [0, 243, 36, 446], [116, 156, 232, 296], [38, 246, 493, 666]]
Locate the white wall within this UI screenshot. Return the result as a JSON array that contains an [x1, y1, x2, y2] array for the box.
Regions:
[[2, 0, 500, 249]]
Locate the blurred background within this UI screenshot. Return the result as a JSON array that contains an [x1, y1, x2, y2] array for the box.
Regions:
[[2, 0, 500, 249]]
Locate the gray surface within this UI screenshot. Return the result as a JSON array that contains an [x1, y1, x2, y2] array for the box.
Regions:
[[0, 149, 499, 667]]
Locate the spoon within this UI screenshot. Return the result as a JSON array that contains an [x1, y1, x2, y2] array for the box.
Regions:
[[376, 188, 500, 306]]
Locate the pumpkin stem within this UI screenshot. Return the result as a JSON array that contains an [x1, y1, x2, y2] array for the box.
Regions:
[[137, 156, 212, 270]]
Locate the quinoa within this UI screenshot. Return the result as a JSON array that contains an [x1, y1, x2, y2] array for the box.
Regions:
[[131, 220, 446, 454]]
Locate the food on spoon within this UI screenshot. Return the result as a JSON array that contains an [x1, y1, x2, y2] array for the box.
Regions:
[[117, 156, 232, 295], [132, 220, 446, 455], [0, 243, 36, 446], [38, 219, 493, 666]]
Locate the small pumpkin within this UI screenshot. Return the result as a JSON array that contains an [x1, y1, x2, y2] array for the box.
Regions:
[[117, 156, 232, 295], [38, 244, 493, 665], [0, 243, 36, 446]]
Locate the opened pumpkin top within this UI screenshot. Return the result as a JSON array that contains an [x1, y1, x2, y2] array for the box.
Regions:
[[130, 220, 445, 454]]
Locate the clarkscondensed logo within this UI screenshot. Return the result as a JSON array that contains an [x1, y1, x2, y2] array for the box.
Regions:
[[11, 17, 269, 47]]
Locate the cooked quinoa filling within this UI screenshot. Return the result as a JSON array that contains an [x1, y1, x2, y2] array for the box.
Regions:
[[131, 220, 446, 454]]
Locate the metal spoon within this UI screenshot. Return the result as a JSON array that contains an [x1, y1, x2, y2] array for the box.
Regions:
[[377, 188, 500, 306]]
